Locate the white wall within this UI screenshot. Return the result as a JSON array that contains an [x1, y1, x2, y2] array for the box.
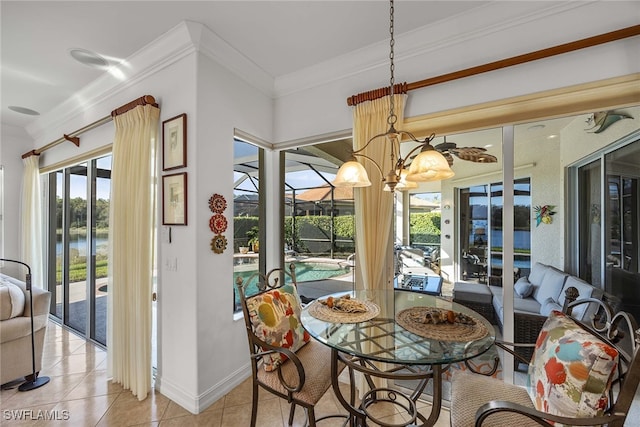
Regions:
[[184, 50, 273, 411]]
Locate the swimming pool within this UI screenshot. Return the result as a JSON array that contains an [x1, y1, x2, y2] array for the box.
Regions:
[[233, 261, 350, 310]]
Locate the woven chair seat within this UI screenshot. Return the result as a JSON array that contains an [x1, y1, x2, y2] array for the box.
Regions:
[[450, 370, 538, 427], [257, 339, 341, 406]]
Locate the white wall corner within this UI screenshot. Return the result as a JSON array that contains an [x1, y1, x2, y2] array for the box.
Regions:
[[156, 364, 250, 414]]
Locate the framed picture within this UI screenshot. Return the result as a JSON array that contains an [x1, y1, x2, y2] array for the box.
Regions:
[[162, 113, 187, 170], [162, 172, 187, 225]]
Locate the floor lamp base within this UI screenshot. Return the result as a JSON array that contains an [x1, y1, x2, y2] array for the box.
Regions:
[[18, 376, 50, 392]]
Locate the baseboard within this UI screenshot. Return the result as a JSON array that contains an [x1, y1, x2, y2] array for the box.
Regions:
[[155, 364, 251, 414]]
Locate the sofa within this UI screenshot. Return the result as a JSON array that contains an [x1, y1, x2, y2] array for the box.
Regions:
[[453, 262, 606, 368], [0, 272, 51, 385]]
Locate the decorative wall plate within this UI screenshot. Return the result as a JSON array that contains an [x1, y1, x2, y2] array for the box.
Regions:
[[209, 214, 228, 233], [209, 193, 227, 213], [211, 234, 227, 254]]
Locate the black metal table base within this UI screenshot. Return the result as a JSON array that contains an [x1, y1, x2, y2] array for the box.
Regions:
[[331, 349, 443, 427]]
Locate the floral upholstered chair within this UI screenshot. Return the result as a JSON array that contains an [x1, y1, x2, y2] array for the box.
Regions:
[[450, 289, 640, 426], [235, 264, 345, 427]]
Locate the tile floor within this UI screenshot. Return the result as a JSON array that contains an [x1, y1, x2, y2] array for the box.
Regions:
[[1, 321, 451, 426]]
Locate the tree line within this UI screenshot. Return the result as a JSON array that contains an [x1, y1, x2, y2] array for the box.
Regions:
[[56, 197, 110, 230]]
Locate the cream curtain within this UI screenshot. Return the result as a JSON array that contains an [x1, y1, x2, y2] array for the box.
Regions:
[[107, 104, 160, 401], [353, 94, 406, 291], [20, 155, 44, 288]]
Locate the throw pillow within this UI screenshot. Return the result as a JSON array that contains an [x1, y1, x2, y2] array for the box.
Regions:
[[0, 279, 25, 320], [527, 262, 548, 286], [539, 297, 562, 316], [527, 311, 618, 425], [533, 267, 568, 305], [246, 283, 310, 371], [514, 277, 534, 298]]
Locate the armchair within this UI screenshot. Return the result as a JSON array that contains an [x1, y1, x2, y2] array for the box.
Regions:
[[235, 264, 345, 427], [1, 272, 51, 386], [450, 290, 640, 426]]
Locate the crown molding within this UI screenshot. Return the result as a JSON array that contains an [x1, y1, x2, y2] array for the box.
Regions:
[[195, 22, 274, 97]]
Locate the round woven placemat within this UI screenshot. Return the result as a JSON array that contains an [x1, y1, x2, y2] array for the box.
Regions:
[[395, 307, 488, 341], [307, 300, 380, 323]]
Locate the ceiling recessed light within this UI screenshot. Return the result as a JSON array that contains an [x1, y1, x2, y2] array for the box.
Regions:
[[8, 106, 40, 116], [69, 48, 109, 68], [547, 134, 558, 139]]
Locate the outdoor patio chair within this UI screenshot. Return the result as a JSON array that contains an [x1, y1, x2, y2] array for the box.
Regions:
[[235, 264, 345, 427], [450, 288, 640, 426]]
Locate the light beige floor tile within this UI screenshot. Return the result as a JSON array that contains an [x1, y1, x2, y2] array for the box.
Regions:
[[63, 370, 124, 400], [201, 397, 224, 414], [96, 389, 170, 426], [220, 400, 282, 427], [222, 377, 276, 408], [44, 394, 119, 426], [0, 402, 58, 427], [42, 337, 87, 358], [158, 408, 223, 427], [46, 351, 107, 377], [1, 373, 87, 409]]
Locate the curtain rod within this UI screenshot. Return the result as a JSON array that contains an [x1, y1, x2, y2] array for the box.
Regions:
[[22, 95, 158, 159], [347, 24, 640, 106]]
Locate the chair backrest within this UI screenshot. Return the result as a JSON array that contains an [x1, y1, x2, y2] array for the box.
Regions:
[[526, 291, 640, 426], [235, 264, 310, 372]]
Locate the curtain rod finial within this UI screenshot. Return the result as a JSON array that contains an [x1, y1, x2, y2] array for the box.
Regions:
[[21, 150, 39, 159]]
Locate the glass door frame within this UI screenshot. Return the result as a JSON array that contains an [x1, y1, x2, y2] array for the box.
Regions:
[[46, 155, 111, 347], [567, 129, 640, 285]]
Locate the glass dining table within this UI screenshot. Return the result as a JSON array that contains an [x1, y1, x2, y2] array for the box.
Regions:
[[300, 289, 495, 427]]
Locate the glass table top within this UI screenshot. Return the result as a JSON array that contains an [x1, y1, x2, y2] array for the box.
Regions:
[[300, 289, 495, 365]]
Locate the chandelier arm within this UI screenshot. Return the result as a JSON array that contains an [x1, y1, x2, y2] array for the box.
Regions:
[[352, 129, 396, 155], [352, 152, 385, 180], [400, 132, 437, 162]]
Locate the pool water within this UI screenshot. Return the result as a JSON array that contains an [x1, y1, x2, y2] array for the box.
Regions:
[[233, 261, 350, 310]]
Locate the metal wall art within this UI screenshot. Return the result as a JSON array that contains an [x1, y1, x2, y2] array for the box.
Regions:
[[208, 193, 228, 254], [534, 205, 556, 226]]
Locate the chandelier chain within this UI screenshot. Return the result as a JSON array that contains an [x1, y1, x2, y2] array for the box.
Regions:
[[388, 0, 397, 127]]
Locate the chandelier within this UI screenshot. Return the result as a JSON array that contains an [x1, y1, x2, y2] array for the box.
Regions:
[[333, 0, 454, 192]]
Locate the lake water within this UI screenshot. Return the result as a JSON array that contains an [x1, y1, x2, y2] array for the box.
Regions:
[[56, 235, 109, 256]]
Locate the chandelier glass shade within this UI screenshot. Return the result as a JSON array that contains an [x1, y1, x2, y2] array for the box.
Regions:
[[406, 147, 456, 182], [332, 0, 453, 192], [332, 159, 372, 187]]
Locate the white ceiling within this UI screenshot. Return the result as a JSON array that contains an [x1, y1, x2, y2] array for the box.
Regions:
[[1, 0, 488, 130]]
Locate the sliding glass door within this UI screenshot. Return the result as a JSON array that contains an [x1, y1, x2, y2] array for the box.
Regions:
[[571, 133, 640, 321], [48, 155, 111, 346]]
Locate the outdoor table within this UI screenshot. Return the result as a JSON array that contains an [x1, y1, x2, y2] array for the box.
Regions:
[[300, 289, 495, 427]]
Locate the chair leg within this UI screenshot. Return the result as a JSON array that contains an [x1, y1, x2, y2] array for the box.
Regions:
[[288, 403, 296, 425], [307, 406, 317, 427], [250, 381, 259, 427]]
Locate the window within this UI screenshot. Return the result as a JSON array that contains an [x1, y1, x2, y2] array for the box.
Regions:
[[459, 178, 531, 281], [233, 138, 264, 312]]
